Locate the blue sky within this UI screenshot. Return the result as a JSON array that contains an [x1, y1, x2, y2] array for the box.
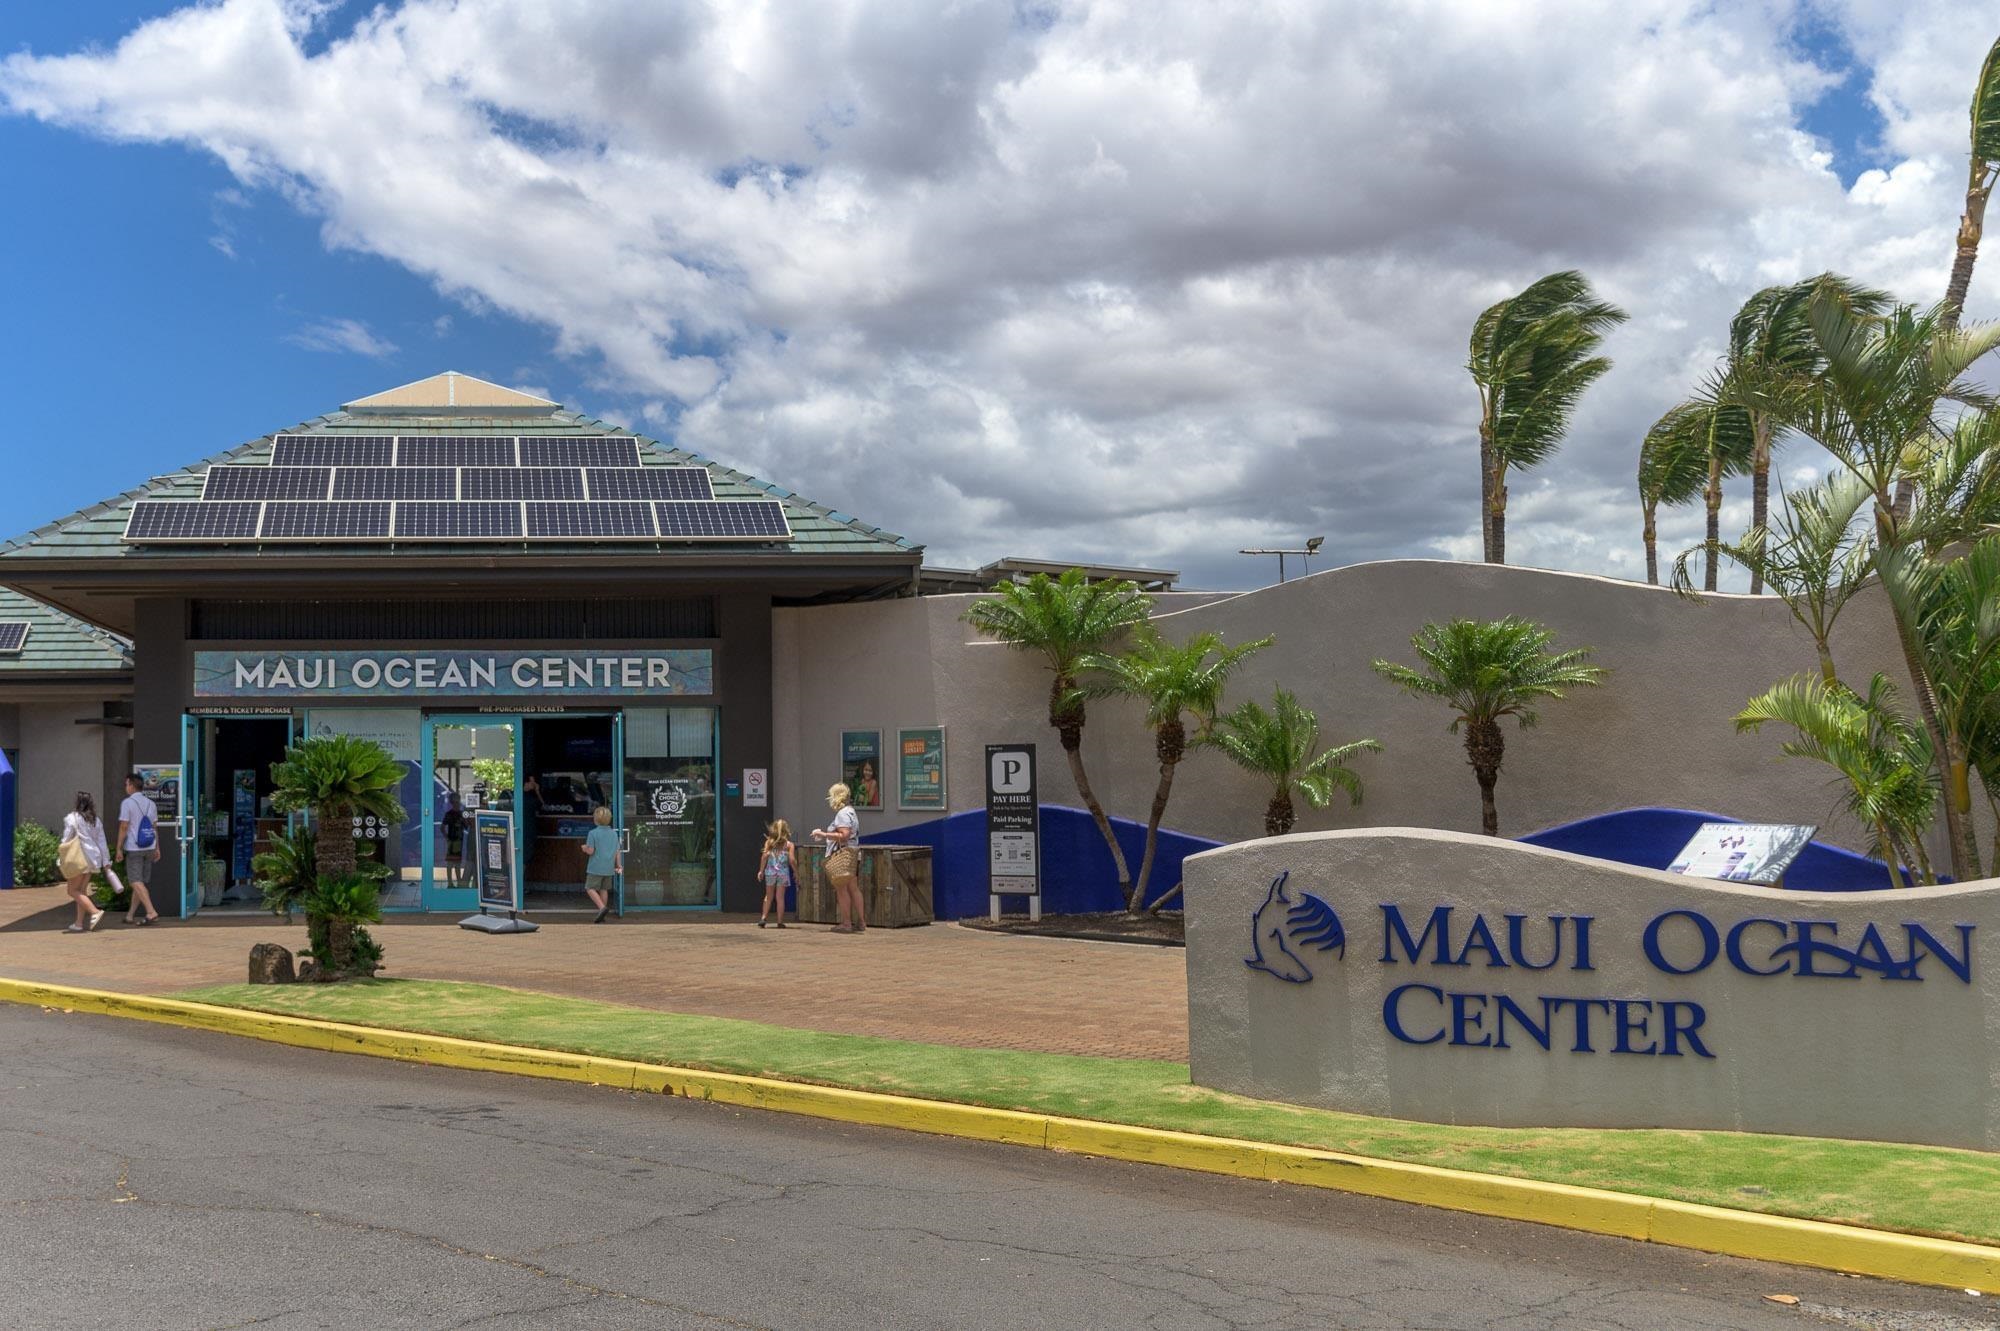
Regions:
[[0, 2, 1983, 587]]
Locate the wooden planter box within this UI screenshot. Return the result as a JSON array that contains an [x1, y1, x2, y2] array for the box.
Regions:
[[796, 844, 934, 927]]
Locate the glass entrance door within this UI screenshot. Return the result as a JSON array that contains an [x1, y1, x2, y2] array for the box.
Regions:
[[621, 706, 719, 909], [422, 715, 520, 912], [178, 714, 200, 918]]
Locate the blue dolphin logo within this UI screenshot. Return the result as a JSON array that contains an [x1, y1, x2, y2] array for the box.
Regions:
[[1245, 872, 1345, 983]]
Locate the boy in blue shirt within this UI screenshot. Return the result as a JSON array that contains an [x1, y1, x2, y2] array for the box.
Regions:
[[581, 805, 621, 924]]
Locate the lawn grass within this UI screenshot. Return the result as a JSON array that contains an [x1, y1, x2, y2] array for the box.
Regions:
[[178, 977, 2000, 1246]]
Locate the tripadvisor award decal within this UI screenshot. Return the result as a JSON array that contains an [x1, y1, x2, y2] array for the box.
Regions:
[[1244, 872, 1346, 983]]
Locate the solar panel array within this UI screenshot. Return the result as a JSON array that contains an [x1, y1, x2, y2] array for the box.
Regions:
[[0, 622, 29, 655], [124, 435, 787, 545]]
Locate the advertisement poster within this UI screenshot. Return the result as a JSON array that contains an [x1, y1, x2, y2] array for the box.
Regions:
[[1667, 822, 1818, 885], [474, 809, 519, 911], [134, 763, 180, 823], [985, 743, 1039, 896], [230, 769, 257, 882], [897, 726, 947, 811], [839, 729, 883, 810]]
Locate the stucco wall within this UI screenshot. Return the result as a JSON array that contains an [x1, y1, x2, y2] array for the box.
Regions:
[[773, 560, 1921, 855], [1184, 827, 2000, 1150], [15, 702, 109, 831]]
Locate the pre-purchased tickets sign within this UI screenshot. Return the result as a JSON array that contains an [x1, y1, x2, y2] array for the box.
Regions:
[[985, 743, 1039, 896]]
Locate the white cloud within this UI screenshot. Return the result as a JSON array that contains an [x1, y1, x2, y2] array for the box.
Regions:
[[2, 0, 1996, 587], [284, 316, 399, 358]]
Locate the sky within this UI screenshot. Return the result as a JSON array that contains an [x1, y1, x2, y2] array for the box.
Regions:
[[0, 0, 1993, 590]]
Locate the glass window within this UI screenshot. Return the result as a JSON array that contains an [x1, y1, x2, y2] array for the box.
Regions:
[[623, 706, 717, 907]]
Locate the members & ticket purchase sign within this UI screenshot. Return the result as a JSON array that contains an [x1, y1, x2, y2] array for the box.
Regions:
[[196, 649, 713, 699]]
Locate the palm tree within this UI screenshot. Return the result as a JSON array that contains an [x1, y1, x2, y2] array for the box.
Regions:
[[268, 734, 407, 882], [1736, 673, 1937, 886], [1943, 37, 2000, 329], [1077, 625, 1270, 911], [1638, 405, 1709, 585], [1760, 283, 2000, 879], [1469, 271, 1629, 563], [1205, 690, 1379, 837], [1672, 472, 1875, 685], [964, 569, 1154, 901], [1718, 276, 1888, 587], [1646, 399, 1754, 590], [1371, 618, 1606, 836]]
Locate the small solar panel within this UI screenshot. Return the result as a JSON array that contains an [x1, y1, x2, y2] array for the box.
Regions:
[[271, 435, 394, 467], [396, 436, 516, 467], [0, 622, 29, 654], [520, 437, 642, 468], [332, 467, 456, 501], [393, 501, 523, 540], [460, 467, 585, 501], [125, 502, 263, 542], [202, 466, 331, 502], [260, 502, 392, 540], [526, 502, 657, 539], [654, 499, 793, 540], [585, 467, 713, 501]]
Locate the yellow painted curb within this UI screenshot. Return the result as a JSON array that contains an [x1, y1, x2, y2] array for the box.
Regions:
[[6, 976, 1997, 1294]]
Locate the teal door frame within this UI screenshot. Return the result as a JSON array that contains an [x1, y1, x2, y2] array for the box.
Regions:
[[421, 713, 521, 913], [178, 714, 200, 919]]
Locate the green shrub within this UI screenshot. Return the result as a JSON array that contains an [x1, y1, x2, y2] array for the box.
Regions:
[[13, 822, 60, 886]]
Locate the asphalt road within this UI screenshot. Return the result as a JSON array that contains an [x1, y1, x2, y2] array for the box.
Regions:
[[0, 1007, 1994, 1331]]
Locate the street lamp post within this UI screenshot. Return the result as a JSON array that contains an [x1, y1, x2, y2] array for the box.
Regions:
[[1239, 536, 1324, 585]]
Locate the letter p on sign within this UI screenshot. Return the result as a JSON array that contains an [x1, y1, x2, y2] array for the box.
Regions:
[[990, 751, 1031, 794]]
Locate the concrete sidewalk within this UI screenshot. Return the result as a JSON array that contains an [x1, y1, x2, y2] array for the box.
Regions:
[[0, 885, 1187, 1060]]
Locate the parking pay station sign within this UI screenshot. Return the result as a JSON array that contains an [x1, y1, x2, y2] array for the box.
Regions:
[[985, 743, 1040, 895]]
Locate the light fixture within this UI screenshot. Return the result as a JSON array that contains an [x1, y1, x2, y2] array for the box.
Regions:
[[1238, 536, 1328, 585]]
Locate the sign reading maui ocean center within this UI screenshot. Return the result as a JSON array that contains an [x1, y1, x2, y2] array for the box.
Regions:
[[1187, 827, 2000, 1151], [195, 650, 714, 699]]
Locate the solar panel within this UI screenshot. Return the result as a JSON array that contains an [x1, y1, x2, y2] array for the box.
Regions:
[[460, 467, 585, 501], [124, 501, 263, 542], [260, 502, 393, 540], [520, 437, 642, 468], [654, 499, 793, 540], [396, 436, 516, 468], [332, 467, 457, 501], [393, 501, 523, 540], [584, 467, 713, 501], [0, 622, 28, 654], [202, 466, 331, 501], [526, 501, 657, 539], [271, 435, 394, 467]]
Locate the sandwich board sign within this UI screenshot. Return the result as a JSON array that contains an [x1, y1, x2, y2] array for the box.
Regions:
[[986, 743, 1040, 920], [461, 808, 536, 934]]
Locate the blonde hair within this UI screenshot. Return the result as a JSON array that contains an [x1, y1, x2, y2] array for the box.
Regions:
[[593, 805, 612, 826], [826, 782, 851, 809], [763, 819, 792, 848]]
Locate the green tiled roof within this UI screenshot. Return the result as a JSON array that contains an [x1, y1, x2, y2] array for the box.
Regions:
[[0, 409, 919, 564], [0, 588, 132, 676]]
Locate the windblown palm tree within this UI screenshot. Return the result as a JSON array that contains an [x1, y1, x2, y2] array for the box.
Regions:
[[1078, 625, 1269, 911], [1371, 618, 1606, 836], [1943, 37, 2000, 328], [1470, 271, 1628, 564], [1638, 405, 1709, 585], [1717, 275, 1887, 586], [1644, 400, 1753, 590], [964, 569, 1153, 902], [1736, 673, 1937, 887], [1205, 690, 1379, 837]]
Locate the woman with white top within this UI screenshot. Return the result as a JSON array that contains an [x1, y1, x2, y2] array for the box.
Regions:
[[60, 791, 114, 933], [810, 782, 865, 934]]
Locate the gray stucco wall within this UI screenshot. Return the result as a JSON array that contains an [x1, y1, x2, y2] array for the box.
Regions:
[[772, 560, 1926, 853], [1184, 828, 2000, 1151], [15, 702, 110, 832]]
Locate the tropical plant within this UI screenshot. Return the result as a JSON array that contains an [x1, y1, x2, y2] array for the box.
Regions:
[[1943, 36, 2000, 330], [1672, 472, 1875, 684], [269, 734, 407, 882], [299, 871, 385, 978], [1757, 284, 2000, 878], [470, 757, 514, 801], [1645, 399, 1754, 590], [964, 569, 1154, 901], [12, 821, 59, 886], [1371, 617, 1606, 836], [1205, 689, 1380, 837], [252, 825, 318, 920], [1469, 270, 1628, 563], [1637, 405, 1709, 584], [1077, 625, 1270, 910], [1736, 674, 1937, 886]]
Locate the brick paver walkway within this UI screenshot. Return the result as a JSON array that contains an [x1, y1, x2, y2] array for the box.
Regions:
[[0, 887, 1188, 1061]]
